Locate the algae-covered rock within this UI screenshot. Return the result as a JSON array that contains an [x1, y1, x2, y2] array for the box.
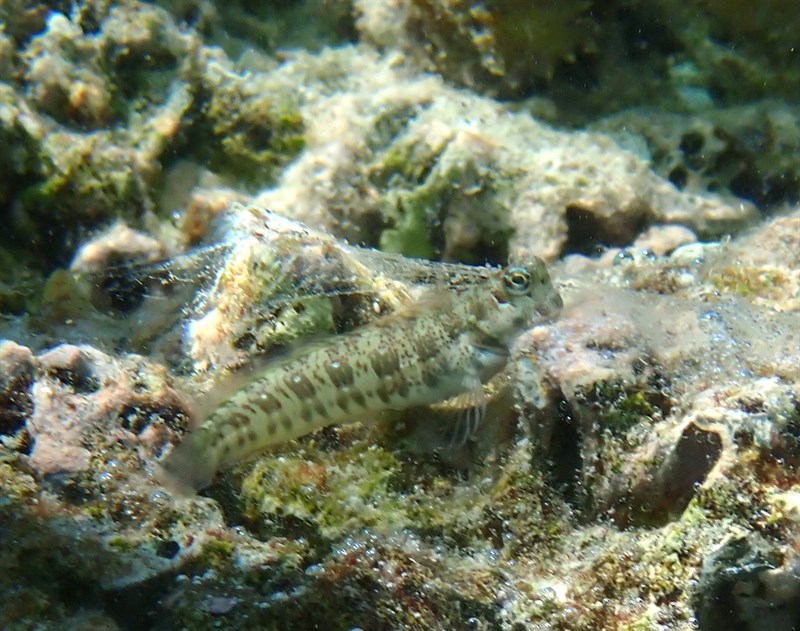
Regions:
[[594, 101, 800, 210], [665, 0, 800, 104], [522, 210, 800, 522], [357, 0, 615, 99], [0, 1, 306, 268], [0, 0, 774, 275], [358, 0, 800, 116], [0, 0, 798, 628], [0, 341, 34, 444], [195, 71, 306, 188], [694, 534, 800, 631], [245, 46, 756, 265], [0, 3, 198, 266], [166, 0, 356, 56], [1, 206, 799, 629]]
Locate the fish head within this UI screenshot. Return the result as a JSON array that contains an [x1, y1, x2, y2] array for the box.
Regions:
[[485, 258, 563, 343]]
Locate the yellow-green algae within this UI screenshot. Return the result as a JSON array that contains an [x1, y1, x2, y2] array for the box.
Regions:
[[370, 122, 514, 262], [235, 427, 565, 554], [200, 81, 305, 188], [574, 380, 662, 435], [402, 0, 599, 95]]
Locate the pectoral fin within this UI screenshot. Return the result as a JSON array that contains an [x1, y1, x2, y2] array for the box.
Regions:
[[469, 334, 510, 382], [444, 378, 487, 448]]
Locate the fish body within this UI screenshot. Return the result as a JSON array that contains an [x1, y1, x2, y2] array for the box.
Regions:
[[160, 259, 562, 490]]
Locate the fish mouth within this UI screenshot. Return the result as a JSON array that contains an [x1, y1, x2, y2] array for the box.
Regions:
[[491, 291, 511, 308]]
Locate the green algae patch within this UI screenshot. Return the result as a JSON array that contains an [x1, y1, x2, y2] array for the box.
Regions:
[[378, 195, 437, 260], [237, 431, 567, 563], [198, 538, 235, 570], [709, 264, 790, 300], [106, 535, 137, 552], [575, 380, 663, 435], [372, 128, 513, 262], [241, 444, 412, 541], [15, 130, 151, 266], [370, 130, 448, 259], [199, 81, 305, 187], [0, 273, 42, 317]]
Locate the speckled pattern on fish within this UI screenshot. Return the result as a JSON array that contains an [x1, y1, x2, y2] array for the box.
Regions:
[[159, 259, 562, 490]]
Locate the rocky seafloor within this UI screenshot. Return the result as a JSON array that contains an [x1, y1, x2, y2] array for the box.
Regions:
[[1, 1, 799, 630]]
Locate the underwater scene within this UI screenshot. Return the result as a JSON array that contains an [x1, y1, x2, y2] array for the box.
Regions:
[[1, 1, 799, 629]]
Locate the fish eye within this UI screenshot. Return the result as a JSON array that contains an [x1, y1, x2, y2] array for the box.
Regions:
[[503, 267, 531, 294]]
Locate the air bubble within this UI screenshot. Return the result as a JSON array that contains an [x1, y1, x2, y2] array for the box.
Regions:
[[613, 249, 634, 265]]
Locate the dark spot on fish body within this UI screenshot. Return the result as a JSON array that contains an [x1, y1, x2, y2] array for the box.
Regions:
[[351, 390, 366, 408], [370, 350, 401, 378], [256, 395, 282, 415], [281, 417, 293, 431], [469, 300, 489, 321], [248, 429, 257, 442], [286, 372, 316, 399], [336, 392, 350, 411], [237, 435, 246, 447], [227, 412, 249, 431], [314, 401, 327, 417], [301, 406, 313, 423], [267, 422, 277, 436], [414, 335, 441, 362], [242, 403, 258, 417], [422, 371, 440, 389], [325, 358, 355, 387], [395, 380, 410, 398], [376, 384, 391, 403]]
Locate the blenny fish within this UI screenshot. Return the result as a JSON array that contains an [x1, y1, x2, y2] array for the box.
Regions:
[[159, 258, 562, 491]]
